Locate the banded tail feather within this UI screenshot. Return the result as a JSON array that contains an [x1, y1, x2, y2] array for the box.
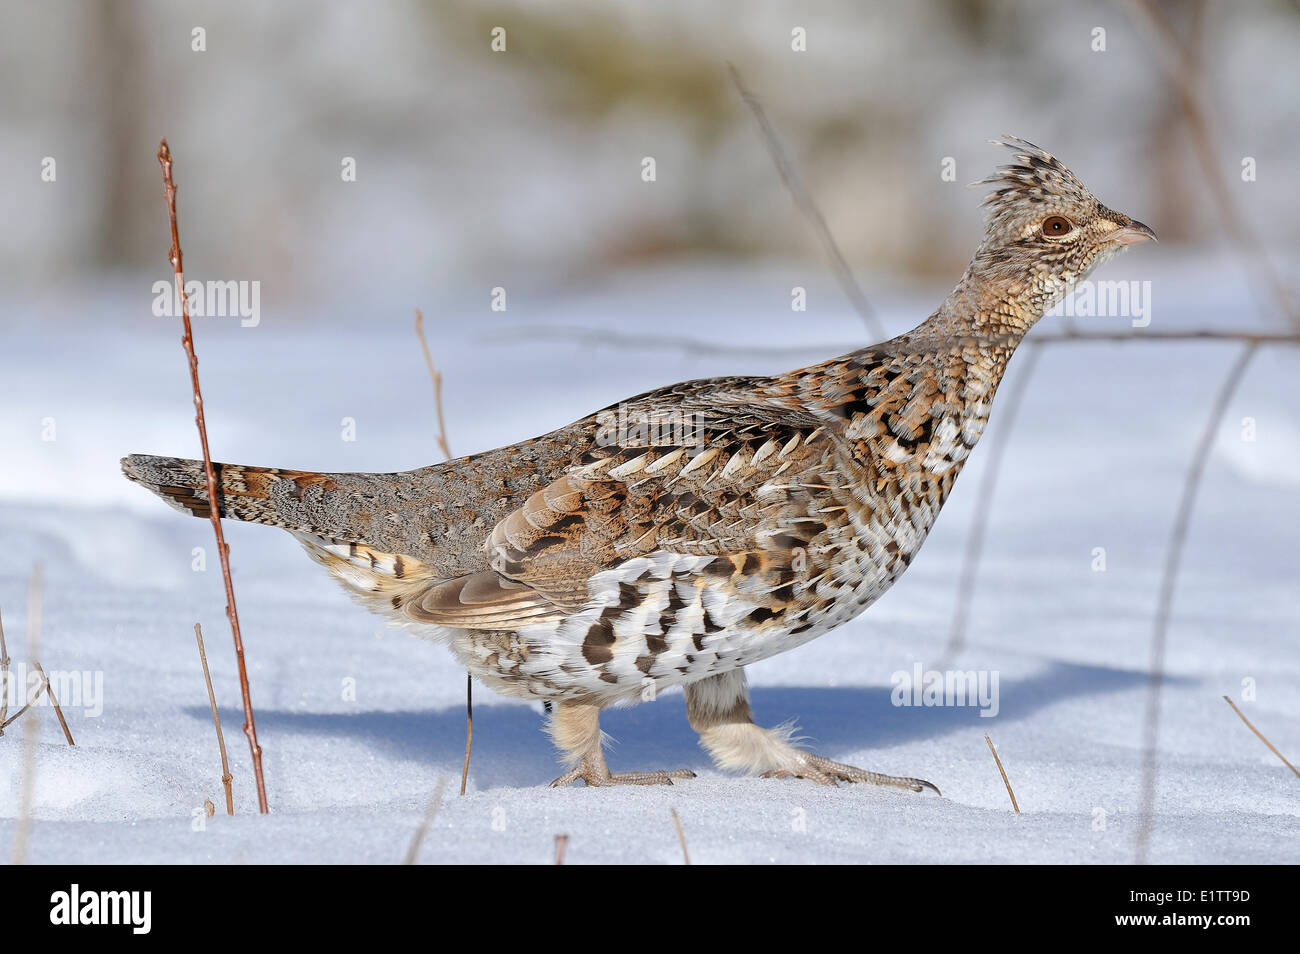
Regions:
[[120, 453, 344, 530]]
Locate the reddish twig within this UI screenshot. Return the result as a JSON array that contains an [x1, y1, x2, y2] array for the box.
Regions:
[[194, 623, 234, 815], [157, 139, 268, 813], [554, 834, 569, 865]]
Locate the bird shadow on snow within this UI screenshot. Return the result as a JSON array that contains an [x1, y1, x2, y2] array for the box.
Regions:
[[189, 660, 1170, 790]]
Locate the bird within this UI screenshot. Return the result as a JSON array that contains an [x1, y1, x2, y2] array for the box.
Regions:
[[123, 138, 1154, 792]]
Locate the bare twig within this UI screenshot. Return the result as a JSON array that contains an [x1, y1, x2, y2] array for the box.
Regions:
[[1135, 342, 1259, 864], [670, 807, 691, 865], [414, 309, 475, 797], [1224, 696, 1299, 780], [12, 564, 43, 865], [554, 833, 568, 865], [194, 622, 234, 815], [403, 775, 449, 865], [157, 139, 268, 813], [414, 309, 453, 460], [940, 342, 1043, 664], [726, 63, 884, 341], [984, 734, 1020, 813], [31, 661, 73, 746]]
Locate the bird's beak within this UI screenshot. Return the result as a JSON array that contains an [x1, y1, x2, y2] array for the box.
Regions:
[[1109, 219, 1157, 246]]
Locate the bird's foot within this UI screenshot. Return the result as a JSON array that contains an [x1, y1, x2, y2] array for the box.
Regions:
[[550, 761, 696, 788], [762, 751, 939, 795]]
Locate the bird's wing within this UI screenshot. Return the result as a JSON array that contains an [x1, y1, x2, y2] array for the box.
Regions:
[[403, 398, 845, 630]]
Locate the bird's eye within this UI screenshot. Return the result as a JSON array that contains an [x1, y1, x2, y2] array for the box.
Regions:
[[1041, 215, 1073, 237]]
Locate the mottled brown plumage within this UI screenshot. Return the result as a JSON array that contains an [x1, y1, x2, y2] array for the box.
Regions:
[[123, 138, 1154, 790]]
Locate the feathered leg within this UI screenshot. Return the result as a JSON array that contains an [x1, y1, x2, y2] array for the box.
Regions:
[[547, 700, 695, 787], [685, 669, 939, 794]]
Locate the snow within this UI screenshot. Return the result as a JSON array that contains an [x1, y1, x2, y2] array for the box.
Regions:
[[1, 254, 1297, 864]]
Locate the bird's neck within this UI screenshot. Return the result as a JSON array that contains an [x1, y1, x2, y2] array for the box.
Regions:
[[904, 258, 1048, 347]]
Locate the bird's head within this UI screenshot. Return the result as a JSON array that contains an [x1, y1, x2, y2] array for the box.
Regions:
[[966, 137, 1155, 321]]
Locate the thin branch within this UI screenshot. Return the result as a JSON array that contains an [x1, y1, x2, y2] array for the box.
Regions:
[[195, 623, 234, 815], [984, 734, 1020, 813], [1224, 696, 1299, 780], [157, 139, 268, 813], [726, 63, 884, 341], [414, 309, 453, 460], [939, 342, 1043, 665], [554, 833, 568, 865], [31, 661, 73, 746], [12, 564, 43, 865], [414, 309, 475, 797], [1135, 342, 1259, 864], [493, 323, 1300, 362], [403, 775, 449, 865], [670, 808, 691, 865]]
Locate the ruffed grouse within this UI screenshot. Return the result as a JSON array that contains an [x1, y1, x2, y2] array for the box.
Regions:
[[123, 138, 1154, 791]]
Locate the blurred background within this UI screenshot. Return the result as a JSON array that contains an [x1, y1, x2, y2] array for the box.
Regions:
[[2, 0, 1297, 297], [0, 1, 1297, 863]]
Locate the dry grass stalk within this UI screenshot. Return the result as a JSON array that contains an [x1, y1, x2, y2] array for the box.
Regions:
[[11, 564, 44, 864], [984, 734, 1020, 813], [194, 622, 234, 815], [460, 675, 473, 797], [726, 63, 883, 341], [403, 775, 449, 865], [31, 660, 74, 746], [414, 308, 475, 797], [1224, 695, 1299, 780], [156, 139, 268, 813], [554, 833, 568, 865], [670, 807, 691, 865]]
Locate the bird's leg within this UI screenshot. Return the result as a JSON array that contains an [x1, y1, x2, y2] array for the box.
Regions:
[[547, 699, 695, 787], [685, 669, 939, 795]]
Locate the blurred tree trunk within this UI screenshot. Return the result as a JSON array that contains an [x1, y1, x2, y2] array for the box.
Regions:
[[90, 0, 150, 269], [1147, 0, 1207, 244]]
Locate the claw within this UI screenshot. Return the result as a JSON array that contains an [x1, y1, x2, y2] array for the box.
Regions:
[[551, 765, 696, 788], [764, 752, 940, 795]]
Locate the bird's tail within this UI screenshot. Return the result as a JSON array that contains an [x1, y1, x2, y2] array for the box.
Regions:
[[120, 453, 344, 531]]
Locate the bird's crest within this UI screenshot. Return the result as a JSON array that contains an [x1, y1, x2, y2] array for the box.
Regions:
[[971, 136, 1094, 233]]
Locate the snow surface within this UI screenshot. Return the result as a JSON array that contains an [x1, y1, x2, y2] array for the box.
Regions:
[[1, 255, 1297, 864]]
